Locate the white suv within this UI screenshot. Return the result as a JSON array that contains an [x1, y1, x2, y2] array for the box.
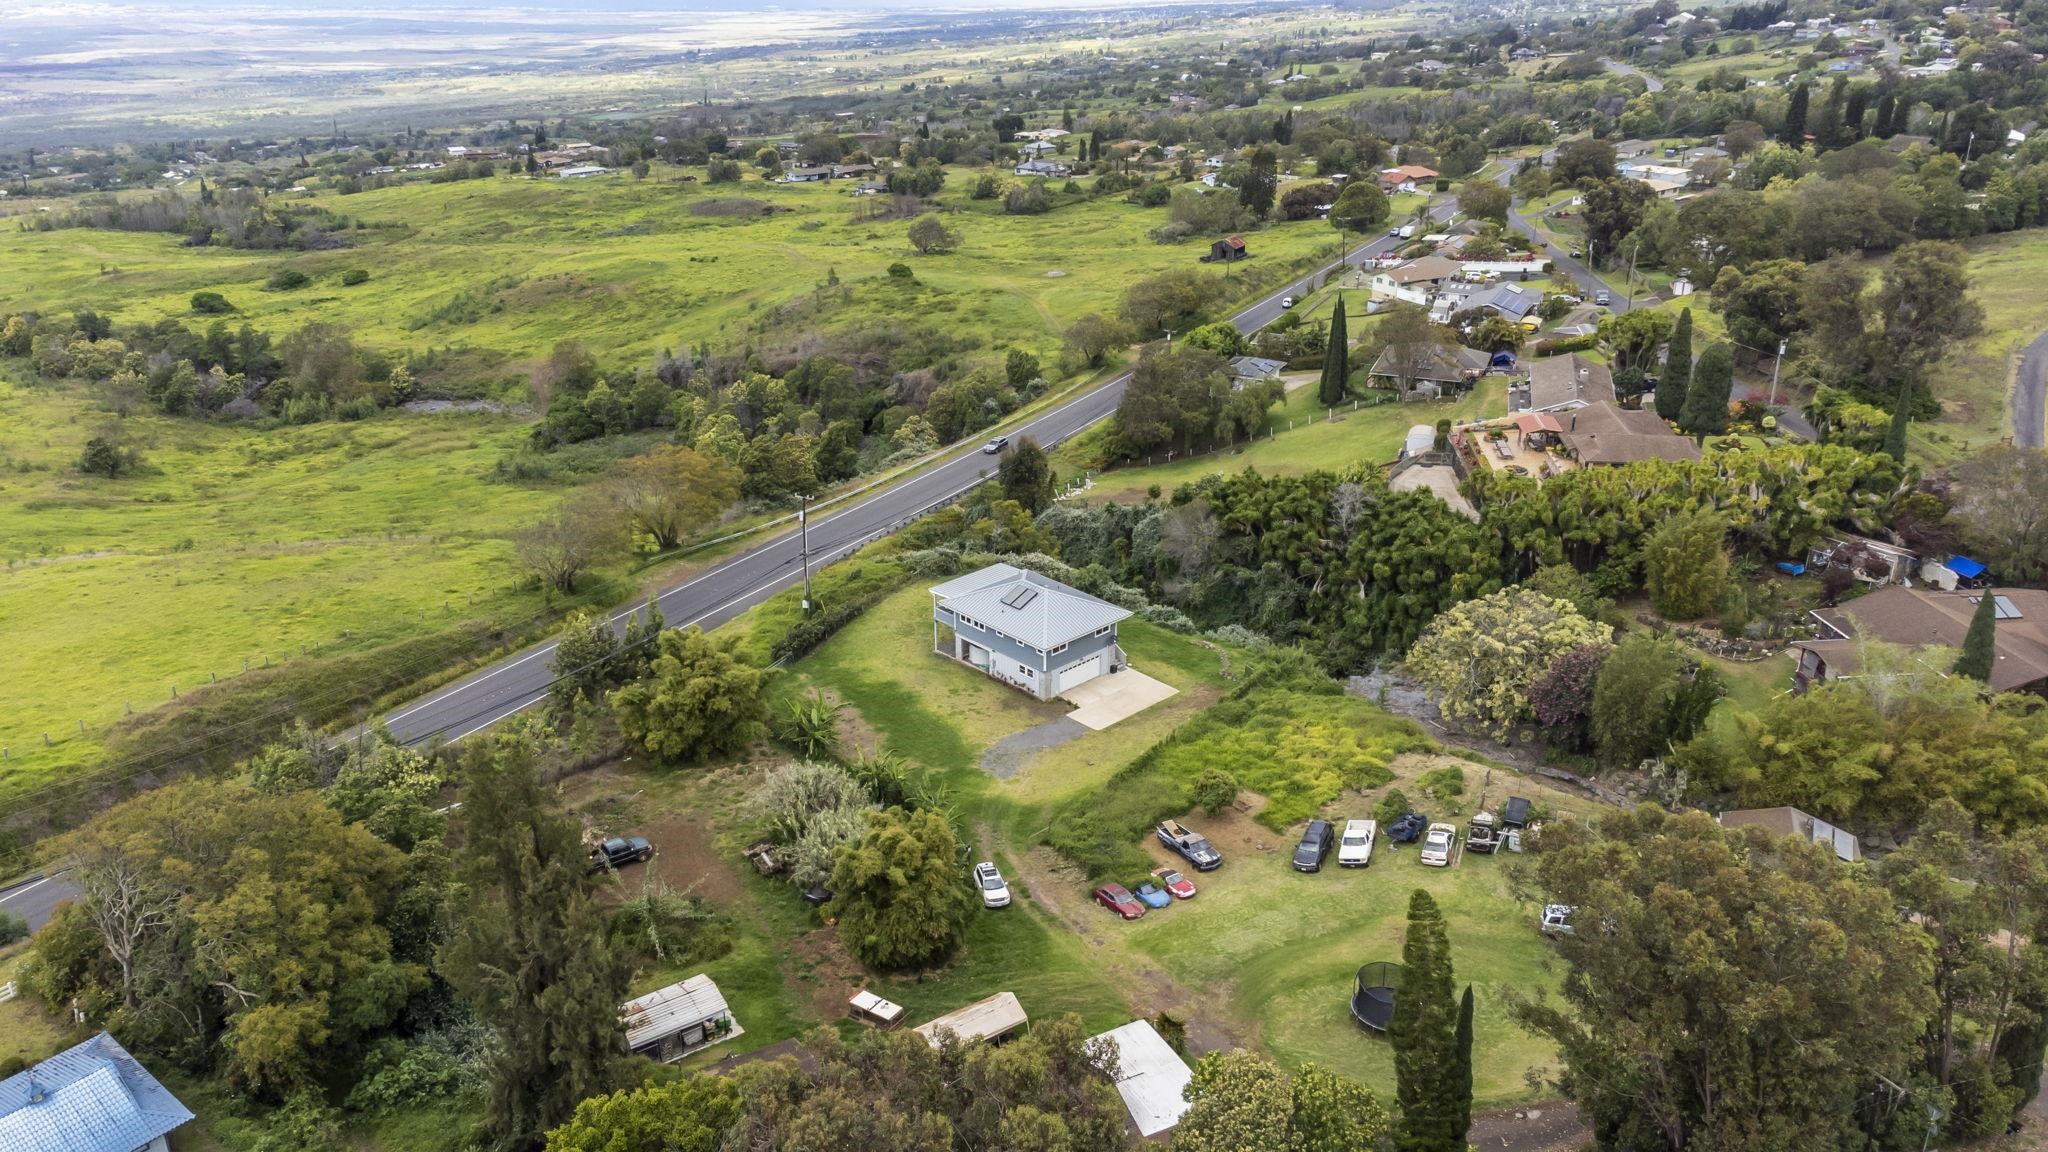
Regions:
[[1420, 823, 1457, 867], [974, 861, 1011, 908], [1337, 819, 1376, 868]]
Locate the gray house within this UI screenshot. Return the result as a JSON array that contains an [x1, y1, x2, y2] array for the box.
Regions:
[[0, 1032, 194, 1152], [931, 564, 1132, 700]]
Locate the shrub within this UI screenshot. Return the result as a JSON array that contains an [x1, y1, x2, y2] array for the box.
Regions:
[[1192, 768, 1239, 815], [1417, 764, 1466, 800], [1374, 787, 1412, 826], [340, 268, 370, 286], [887, 262, 915, 280], [0, 911, 26, 946], [191, 290, 234, 314], [266, 268, 310, 291]]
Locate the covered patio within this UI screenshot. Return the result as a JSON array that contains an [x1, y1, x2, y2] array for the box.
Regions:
[[1461, 413, 1578, 479]]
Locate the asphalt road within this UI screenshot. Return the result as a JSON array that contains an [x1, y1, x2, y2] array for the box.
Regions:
[[0, 870, 73, 933], [1601, 57, 1665, 92], [1495, 161, 1631, 314], [2016, 327, 2048, 449], [375, 216, 1452, 749]]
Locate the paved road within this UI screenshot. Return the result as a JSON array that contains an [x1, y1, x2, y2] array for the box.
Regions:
[[2016, 328, 2048, 449], [374, 221, 1446, 749], [1495, 161, 1631, 314], [0, 870, 72, 933], [1601, 57, 1664, 92]]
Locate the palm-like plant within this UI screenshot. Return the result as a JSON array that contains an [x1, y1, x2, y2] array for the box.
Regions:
[[775, 689, 845, 759]]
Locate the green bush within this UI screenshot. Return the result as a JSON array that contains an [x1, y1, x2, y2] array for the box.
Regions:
[[1417, 764, 1466, 800], [1533, 334, 1598, 356], [1373, 787, 1411, 826], [341, 268, 371, 286], [190, 290, 234, 314], [0, 910, 26, 946], [266, 268, 311, 291], [1192, 768, 1239, 815]]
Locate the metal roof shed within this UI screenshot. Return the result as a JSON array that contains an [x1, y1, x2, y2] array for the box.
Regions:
[[621, 974, 743, 1062], [1089, 1020, 1193, 1137], [914, 991, 1028, 1047]]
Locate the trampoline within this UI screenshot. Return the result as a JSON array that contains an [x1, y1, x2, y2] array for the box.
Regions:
[[1350, 961, 1405, 1032]]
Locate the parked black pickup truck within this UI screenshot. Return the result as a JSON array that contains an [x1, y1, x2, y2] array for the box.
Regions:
[[589, 835, 655, 872], [1156, 820, 1223, 871]]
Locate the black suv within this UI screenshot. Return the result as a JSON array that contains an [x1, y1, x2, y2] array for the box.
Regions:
[[1292, 820, 1334, 873], [589, 835, 654, 872]]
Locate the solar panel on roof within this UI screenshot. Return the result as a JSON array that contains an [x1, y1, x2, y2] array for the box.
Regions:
[[1995, 595, 2020, 619], [1000, 585, 1039, 609]]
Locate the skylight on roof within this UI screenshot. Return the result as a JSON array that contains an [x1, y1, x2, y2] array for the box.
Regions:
[[1000, 585, 1040, 610], [1995, 595, 2021, 619]]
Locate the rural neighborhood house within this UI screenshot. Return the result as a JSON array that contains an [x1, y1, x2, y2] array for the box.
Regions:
[[931, 564, 1132, 700]]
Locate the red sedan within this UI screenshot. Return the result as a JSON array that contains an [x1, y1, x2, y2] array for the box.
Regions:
[[1093, 883, 1147, 920], [1151, 866, 1197, 900]]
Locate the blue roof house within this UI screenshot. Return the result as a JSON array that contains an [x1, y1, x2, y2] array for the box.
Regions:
[[931, 564, 1132, 700], [0, 1032, 194, 1152]]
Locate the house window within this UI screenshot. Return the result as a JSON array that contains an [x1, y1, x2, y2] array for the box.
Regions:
[[961, 617, 984, 631], [1049, 642, 1068, 655], [1021, 665, 1035, 678], [1094, 625, 1114, 637]]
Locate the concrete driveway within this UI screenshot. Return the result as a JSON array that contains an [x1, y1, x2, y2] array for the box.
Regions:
[[1062, 669, 1178, 730]]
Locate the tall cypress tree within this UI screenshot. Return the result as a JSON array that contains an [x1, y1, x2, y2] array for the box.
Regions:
[[443, 740, 631, 1152], [1955, 586, 1998, 682], [1658, 308, 1693, 421], [1319, 297, 1350, 407], [1451, 985, 1475, 1143], [1391, 890, 1461, 1152], [1882, 374, 1912, 462], [1680, 342, 1733, 438], [1781, 81, 1811, 146], [1874, 92, 1898, 139]]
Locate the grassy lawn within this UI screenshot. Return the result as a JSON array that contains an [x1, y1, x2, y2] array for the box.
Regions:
[[0, 943, 76, 1068], [1056, 380, 1507, 504]]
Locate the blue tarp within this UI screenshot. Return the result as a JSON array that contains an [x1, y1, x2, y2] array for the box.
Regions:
[[1947, 555, 1987, 579], [1775, 561, 1807, 576]]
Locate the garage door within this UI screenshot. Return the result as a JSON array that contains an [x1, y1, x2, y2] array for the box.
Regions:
[[1053, 654, 1104, 695]]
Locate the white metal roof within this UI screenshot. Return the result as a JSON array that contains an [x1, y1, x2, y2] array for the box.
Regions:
[[849, 989, 906, 1024], [914, 990, 1028, 1047], [0, 1032, 193, 1152], [1089, 1020, 1193, 1137], [932, 565, 1132, 652], [621, 974, 731, 1050]]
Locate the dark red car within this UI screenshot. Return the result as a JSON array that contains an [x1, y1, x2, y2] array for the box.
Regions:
[[1151, 866, 1197, 900], [1093, 883, 1147, 920]]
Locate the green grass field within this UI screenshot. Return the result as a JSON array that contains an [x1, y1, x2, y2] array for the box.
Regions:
[[1913, 228, 2048, 462], [0, 170, 1351, 375], [0, 379, 607, 799]]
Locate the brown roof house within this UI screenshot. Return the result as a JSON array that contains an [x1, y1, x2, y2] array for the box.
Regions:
[[1368, 342, 1491, 398], [1790, 586, 2048, 696], [1557, 401, 1700, 465], [1719, 806, 1862, 862], [1523, 353, 1614, 412]]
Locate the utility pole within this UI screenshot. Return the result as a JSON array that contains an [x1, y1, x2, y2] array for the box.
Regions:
[[1622, 238, 1641, 311], [1767, 339, 1788, 407], [798, 494, 814, 614]]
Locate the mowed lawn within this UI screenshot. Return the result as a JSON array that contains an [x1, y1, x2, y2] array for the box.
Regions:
[[0, 170, 1353, 373], [1913, 228, 2048, 462], [0, 380, 580, 797], [734, 576, 1572, 1107]]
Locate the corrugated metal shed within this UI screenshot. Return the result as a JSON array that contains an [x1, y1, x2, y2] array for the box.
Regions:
[[621, 974, 732, 1051], [0, 1032, 193, 1152], [914, 991, 1028, 1047], [1090, 1020, 1193, 1137]]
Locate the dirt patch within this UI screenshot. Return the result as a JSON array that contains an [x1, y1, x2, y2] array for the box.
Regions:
[[1470, 1101, 1589, 1152], [782, 924, 869, 1022], [979, 716, 1087, 778], [558, 761, 745, 905], [1140, 795, 1285, 869]]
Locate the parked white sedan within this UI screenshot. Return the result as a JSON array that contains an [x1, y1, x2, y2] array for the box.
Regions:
[[1419, 823, 1457, 867]]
